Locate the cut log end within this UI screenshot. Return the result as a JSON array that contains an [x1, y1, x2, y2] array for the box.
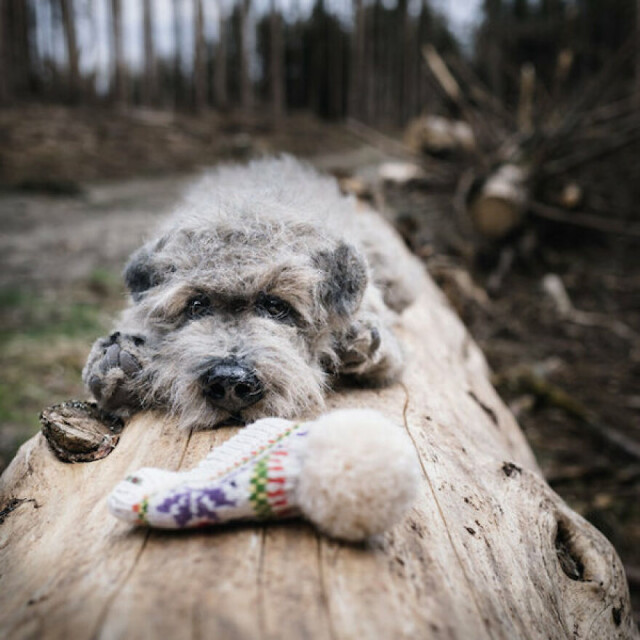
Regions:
[[468, 164, 529, 240], [470, 195, 525, 239], [39, 400, 123, 463]]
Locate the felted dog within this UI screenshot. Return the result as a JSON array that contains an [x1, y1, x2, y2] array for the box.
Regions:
[[83, 156, 424, 430]]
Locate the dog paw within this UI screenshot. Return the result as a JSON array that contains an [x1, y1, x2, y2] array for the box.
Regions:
[[83, 332, 148, 413], [338, 321, 382, 372]]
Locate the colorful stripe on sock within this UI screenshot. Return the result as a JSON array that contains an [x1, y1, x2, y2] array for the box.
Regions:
[[249, 456, 272, 518]]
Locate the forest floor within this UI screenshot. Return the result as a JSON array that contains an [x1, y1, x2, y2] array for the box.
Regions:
[[0, 106, 638, 624]]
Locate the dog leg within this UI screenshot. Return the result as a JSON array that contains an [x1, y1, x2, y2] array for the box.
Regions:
[[336, 312, 404, 385], [82, 331, 153, 416]]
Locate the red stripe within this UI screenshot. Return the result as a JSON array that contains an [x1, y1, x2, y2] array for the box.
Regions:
[[272, 450, 288, 456], [272, 499, 288, 508], [268, 476, 286, 484], [267, 488, 286, 498]]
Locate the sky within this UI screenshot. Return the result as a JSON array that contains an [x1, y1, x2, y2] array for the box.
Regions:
[[436, 0, 483, 37], [32, 0, 483, 92]]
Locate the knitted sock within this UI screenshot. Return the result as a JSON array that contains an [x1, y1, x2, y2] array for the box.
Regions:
[[108, 409, 420, 541]]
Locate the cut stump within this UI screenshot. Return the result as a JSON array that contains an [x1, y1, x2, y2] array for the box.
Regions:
[[468, 164, 528, 240], [0, 276, 636, 639]]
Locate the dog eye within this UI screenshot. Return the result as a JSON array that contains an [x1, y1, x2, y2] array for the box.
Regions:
[[186, 294, 210, 319], [256, 294, 293, 322]]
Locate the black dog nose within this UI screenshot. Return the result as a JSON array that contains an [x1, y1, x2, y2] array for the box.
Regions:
[[200, 358, 264, 412]]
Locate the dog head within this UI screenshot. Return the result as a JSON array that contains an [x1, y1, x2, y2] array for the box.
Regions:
[[122, 218, 369, 430]]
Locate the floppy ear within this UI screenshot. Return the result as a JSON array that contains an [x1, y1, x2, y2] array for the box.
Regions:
[[315, 242, 368, 316], [124, 243, 168, 302]]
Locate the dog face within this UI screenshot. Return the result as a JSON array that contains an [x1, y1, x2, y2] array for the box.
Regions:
[[122, 223, 368, 429]]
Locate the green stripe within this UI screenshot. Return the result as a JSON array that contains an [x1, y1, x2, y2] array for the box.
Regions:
[[249, 455, 272, 518], [138, 496, 149, 523]]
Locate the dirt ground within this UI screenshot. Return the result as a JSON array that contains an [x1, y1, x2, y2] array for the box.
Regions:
[[0, 106, 638, 624]]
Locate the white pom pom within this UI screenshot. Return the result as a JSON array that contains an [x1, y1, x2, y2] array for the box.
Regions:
[[296, 409, 420, 541]]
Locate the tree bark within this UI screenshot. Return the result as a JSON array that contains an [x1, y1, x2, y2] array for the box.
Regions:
[[0, 258, 636, 639], [193, 0, 206, 111]]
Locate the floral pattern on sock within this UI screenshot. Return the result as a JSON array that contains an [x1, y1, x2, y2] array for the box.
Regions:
[[118, 421, 309, 528]]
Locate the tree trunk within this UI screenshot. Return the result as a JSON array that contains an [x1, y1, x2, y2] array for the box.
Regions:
[[636, 0, 640, 107], [0, 259, 636, 638], [517, 63, 535, 134], [193, 0, 206, 112], [239, 0, 252, 112], [59, 0, 80, 101], [3, 0, 33, 101], [368, 0, 380, 123], [328, 12, 343, 119], [485, 0, 504, 103], [348, 0, 365, 119], [402, 0, 414, 124], [111, 0, 127, 105], [269, 0, 285, 123], [0, 3, 7, 105], [142, 0, 156, 106], [214, 9, 228, 110], [172, 0, 183, 109]]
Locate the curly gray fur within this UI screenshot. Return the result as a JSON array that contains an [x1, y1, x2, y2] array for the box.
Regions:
[[83, 156, 426, 430]]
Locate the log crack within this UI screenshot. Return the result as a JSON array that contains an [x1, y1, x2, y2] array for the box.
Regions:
[[555, 519, 585, 582], [467, 390, 499, 428], [399, 382, 496, 640], [0, 497, 38, 525], [316, 538, 337, 640], [91, 425, 196, 637], [90, 530, 151, 639], [256, 527, 267, 640]]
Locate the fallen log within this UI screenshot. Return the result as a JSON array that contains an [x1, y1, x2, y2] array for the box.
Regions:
[[405, 115, 476, 157], [0, 275, 637, 639]]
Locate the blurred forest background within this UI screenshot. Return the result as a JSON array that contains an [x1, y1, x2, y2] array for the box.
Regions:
[[1, 0, 639, 626], [0, 0, 638, 120]]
